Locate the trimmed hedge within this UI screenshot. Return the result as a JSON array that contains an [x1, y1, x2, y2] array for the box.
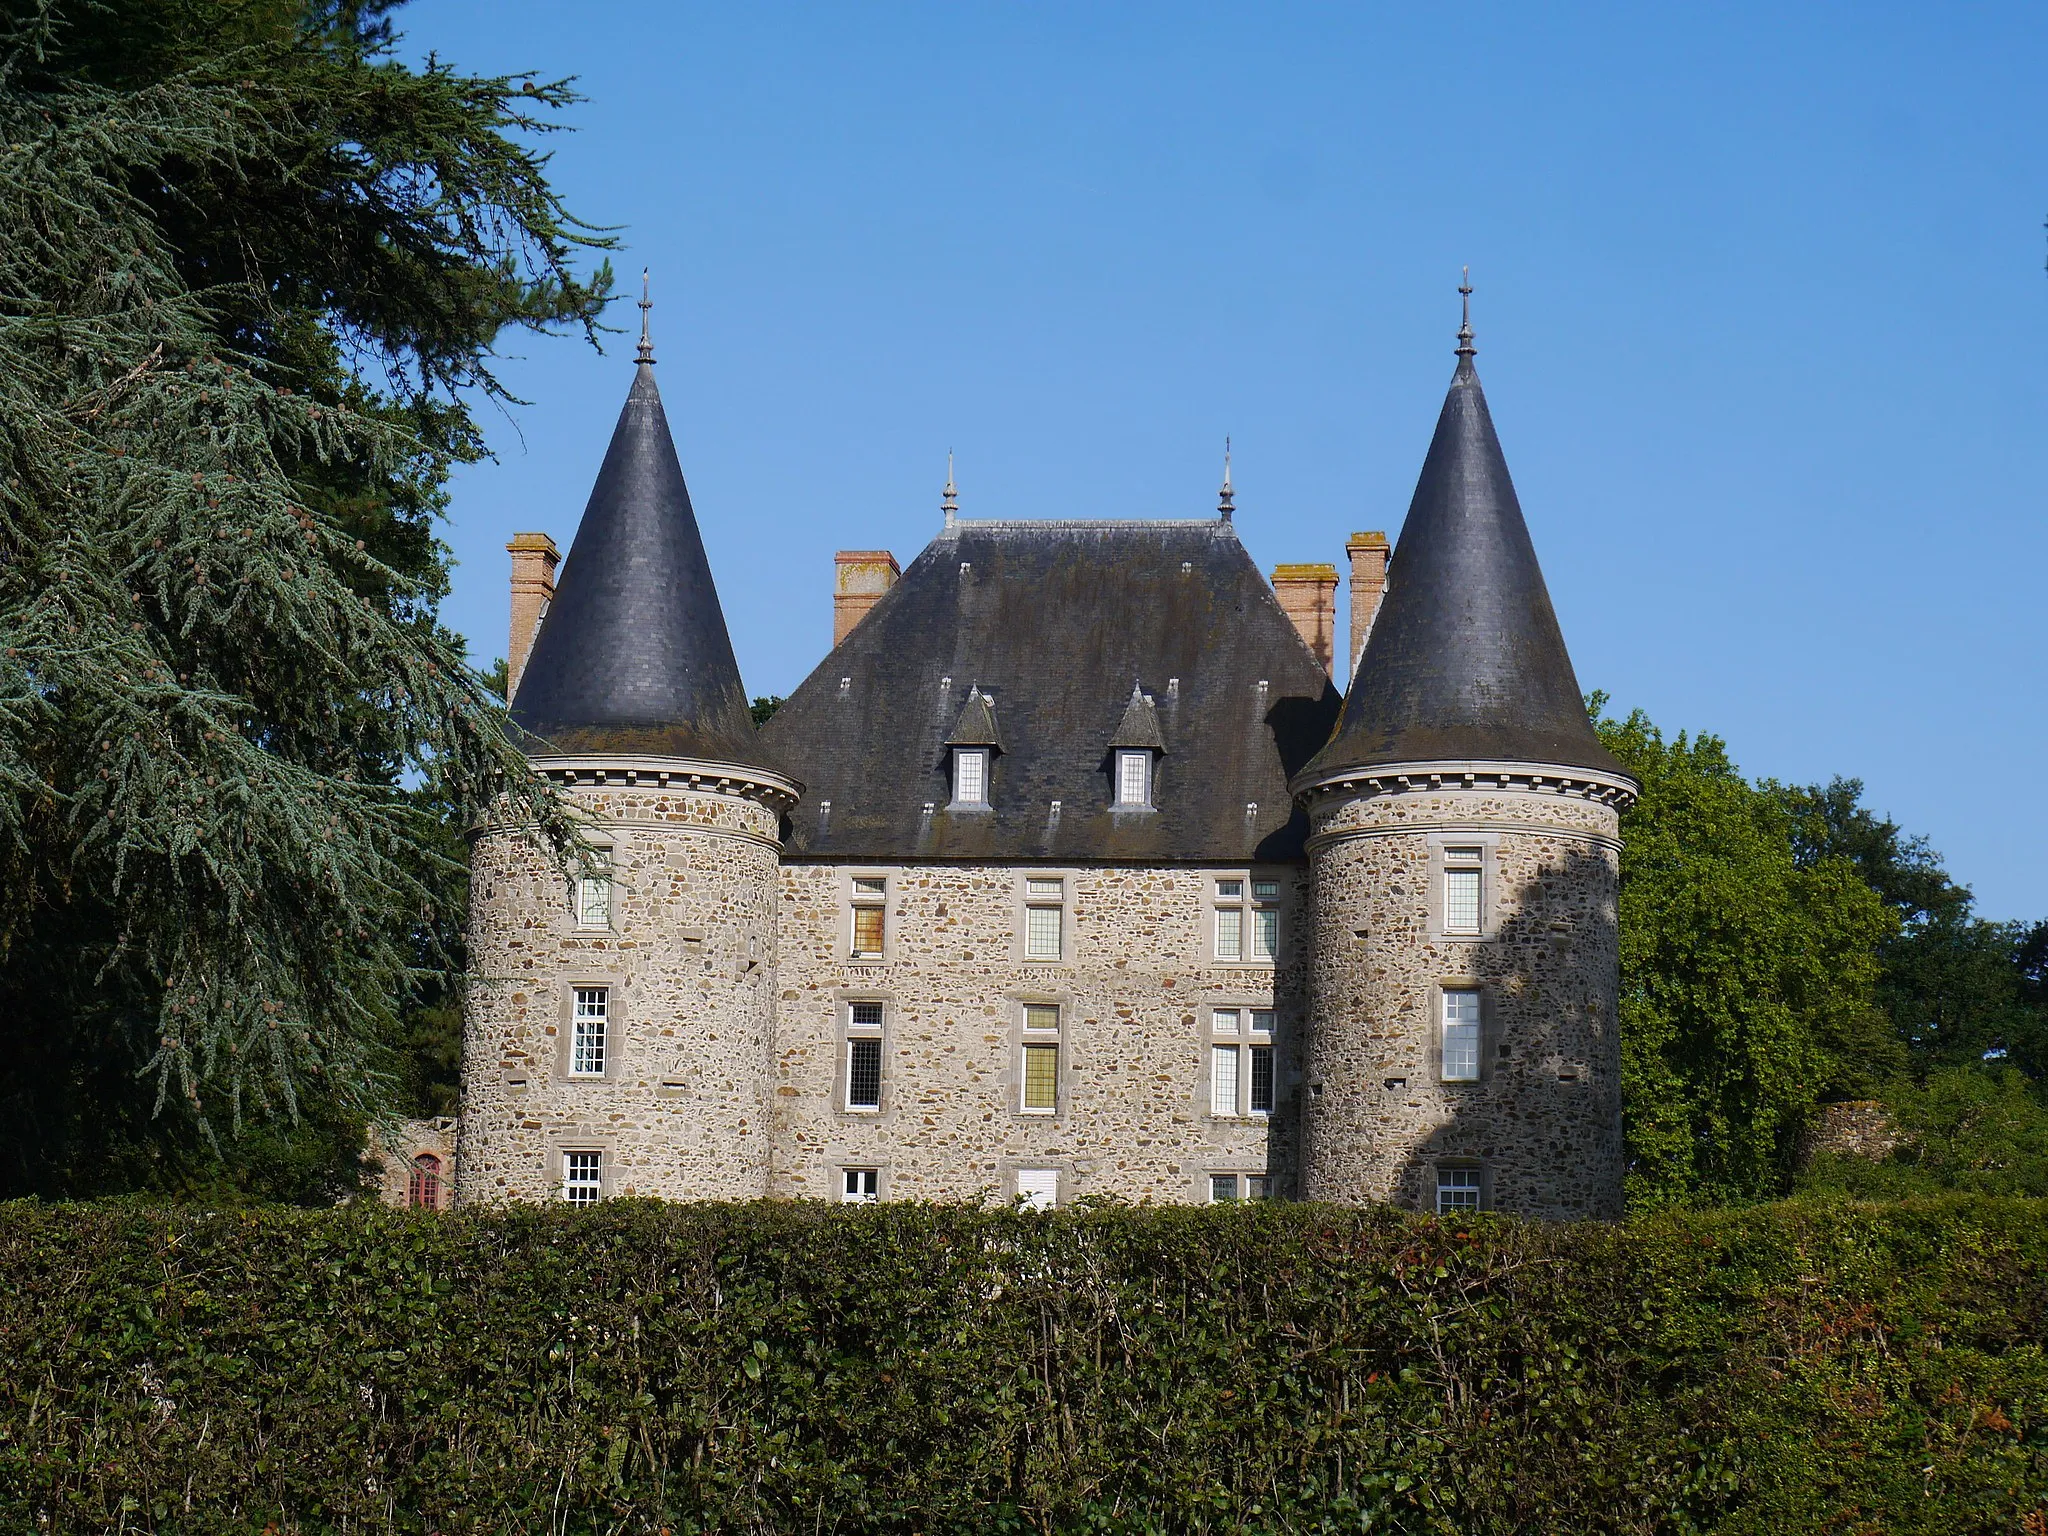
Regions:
[[0, 1198, 2043, 1533]]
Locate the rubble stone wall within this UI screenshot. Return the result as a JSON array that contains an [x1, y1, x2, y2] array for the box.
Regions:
[[1299, 777, 1626, 1219], [455, 780, 781, 1205], [769, 861, 1309, 1204]]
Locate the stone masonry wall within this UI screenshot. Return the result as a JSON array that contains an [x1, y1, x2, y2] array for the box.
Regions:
[[456, 782, 781, 1205], [1300, 782, 1624, 1220], [770, 862, 1309, 1204]]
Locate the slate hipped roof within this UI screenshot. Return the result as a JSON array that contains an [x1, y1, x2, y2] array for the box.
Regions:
[[758, 521, 1340, 861], [1300, 351, 1627, 782], [508, 359, 767, 766]]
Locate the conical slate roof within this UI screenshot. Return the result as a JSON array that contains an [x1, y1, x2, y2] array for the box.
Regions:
[[1108, 684, 1166, 751], [945, 689, 1004, 750], [1302, 352, 1625, 781], [508, 360, 765, 764]]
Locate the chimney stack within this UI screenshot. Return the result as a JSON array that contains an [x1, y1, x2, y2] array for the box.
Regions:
[[505, 531, 559, 701], [833, 550, 901, 645], [1270, 563, 1340, 674], [1345, 530, 1390, 684]]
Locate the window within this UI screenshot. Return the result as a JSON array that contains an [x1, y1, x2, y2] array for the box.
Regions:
[[563, 1150, 602, 1206], [1249, 1040, 1275, 1115], [843, 1167, 879, 1204], [570, 987, 608, 1076], [850, 876, 886, 958], [1211, 1042, 1241, 1116], [1252, 880, 1279, 959], [1442, 989, 1481, 1082], [1214, 878, 1276, 962], [574, 856, 611, 928], [952, 747, 989, 806], [1209, 1172, 1272, 1203], [1444, 847, 1482, 935], [1437, 1167, 1482, 1214], [1016, 1167, 1059, 1210], [408, 1153, 441, 1209], [1115, 749, 1151, 808], [846, 1001, 884, 1110], [1024, 877, 1063, 960], [1021, 1004, 1059, 1112]]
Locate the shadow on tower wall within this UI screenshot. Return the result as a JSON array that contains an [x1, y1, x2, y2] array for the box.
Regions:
[[1382, 842, 1623, 1222]]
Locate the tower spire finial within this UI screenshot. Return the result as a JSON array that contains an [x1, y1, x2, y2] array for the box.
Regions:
[[637, 267, 655, 365], [941, 450, 958, 529], [1455, 265, 1475, 359], [1218, 436, 1235, 520]]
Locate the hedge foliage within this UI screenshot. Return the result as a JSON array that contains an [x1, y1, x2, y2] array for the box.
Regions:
[[0, 1198, 2043, 1534]]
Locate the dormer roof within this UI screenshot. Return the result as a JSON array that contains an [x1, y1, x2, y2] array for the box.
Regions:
[[507, 358, 767, 766], [1108, 684, 1166, 752], [945, 688, 1003, 750], [1299, 351, 1626, 783]]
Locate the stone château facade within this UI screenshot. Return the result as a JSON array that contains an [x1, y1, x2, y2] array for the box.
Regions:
[[455, 297, 1637, 1219]]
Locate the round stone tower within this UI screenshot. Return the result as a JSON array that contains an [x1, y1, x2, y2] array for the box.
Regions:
[[456, 307, 798, 1206], [1292, 301, 1637, 1220]]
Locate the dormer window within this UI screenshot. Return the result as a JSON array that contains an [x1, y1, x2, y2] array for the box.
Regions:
[[1114, 749, 1151, 808], [952, 746, 989, 807]]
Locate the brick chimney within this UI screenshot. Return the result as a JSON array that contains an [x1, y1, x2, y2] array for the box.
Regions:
[[505, 531, 559, 700], [1271, 563, 1340, 674], [1345, 530, 1390, 684], [834, 550, 900, 645]]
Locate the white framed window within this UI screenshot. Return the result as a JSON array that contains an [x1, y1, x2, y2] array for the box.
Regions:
[[1252, 880, 1279, 959], [1024, 877, 1063, 960], [570, 987, 608, 1077], [1248, 1009, 1276, 1115], [850, 876, 886, 958], [1215, 905, 1243, 960], [952, 747, 989, 807], [574, 854, 611, 928], [1211, 1043, 1241, 1116], [1114, 749, 1151, 808], [1016, 1167, 1059, 1210], [1444, 847, 1482, 935], [846, 1002, 883, 1111], [1442, 988, 1481, 1082], [563, 1150, 602, 1205], [1437, 1167, 1482, 1214], [1209, 1173, 1272, 1203], [1021, 1003, 1059, 1112], [843, 1167, 879, 1204]]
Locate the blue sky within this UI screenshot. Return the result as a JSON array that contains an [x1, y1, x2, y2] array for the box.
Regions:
[[398, 3, 2048, 921]]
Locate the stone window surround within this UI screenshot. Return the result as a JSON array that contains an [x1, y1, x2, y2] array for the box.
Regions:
[[554, 974, 625, 1084], [1200, 1002, 1279, 1122], [1427, 977, 1497, 1086], [837, 1162, 888, 1202], [1011, 869, 1077, 964], [844, 869, 892, 960], [949, 746, 991, 810], [569, 832, 617, 932], [835, 991, 891, 1118], [1423, 830, 1502, 942], [1112, 748, 1154, 811], [1201, 1168, 1274, 1203], [1006, 990, 1070, 1119], [1431, 1158, 1491, 1214], [1209, 868, 1284, 966], [552, 1137, 618, 1202], [1002, 1159, 1067, 1208]]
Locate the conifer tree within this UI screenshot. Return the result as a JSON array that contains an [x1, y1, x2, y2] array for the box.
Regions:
[[0, 0, 608, 1193]]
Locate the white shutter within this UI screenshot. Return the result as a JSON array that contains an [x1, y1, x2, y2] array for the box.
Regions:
[[1016, 1168, 1059, 1210]]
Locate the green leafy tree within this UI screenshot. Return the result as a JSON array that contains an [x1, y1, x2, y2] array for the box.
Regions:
[[1796, 1065, 2048, 1198], [1778, 778, 2048, 1081], [0, 0, 604, 1196], [1594, 701, 1895, 1207]]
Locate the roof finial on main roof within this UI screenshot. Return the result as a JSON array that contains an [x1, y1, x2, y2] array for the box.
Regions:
[[637, 267, 655, 365], [1218, 436, 1235, 520], [1455, 265, 1475, 359], [942, 450, 958, 529]]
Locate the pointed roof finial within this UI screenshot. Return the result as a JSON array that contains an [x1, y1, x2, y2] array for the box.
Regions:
[[1218, 436, 1235, 520], [630, 268, 655, 366], [942, 450, 958, 529], [1455, 266, 1475, 359]]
